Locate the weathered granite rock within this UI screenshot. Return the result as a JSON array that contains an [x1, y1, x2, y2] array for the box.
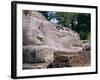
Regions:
[[22, 10, 83, 66], [23, 45, 54, 63]]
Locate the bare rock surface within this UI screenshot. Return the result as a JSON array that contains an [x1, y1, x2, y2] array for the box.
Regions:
[[23, 63, 49, 69], [23, 45, 54, 63], [22, 10, 84, 69]]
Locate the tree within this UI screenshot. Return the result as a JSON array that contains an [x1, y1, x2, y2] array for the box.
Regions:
[[56, 12, 78, 29], [75, 13, 91, 39]]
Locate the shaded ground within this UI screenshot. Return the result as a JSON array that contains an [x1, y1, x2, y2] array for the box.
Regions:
[[47, 49, 91, 68]]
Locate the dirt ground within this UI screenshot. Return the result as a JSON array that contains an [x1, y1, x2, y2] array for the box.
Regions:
[[47, 49, 91, 68]]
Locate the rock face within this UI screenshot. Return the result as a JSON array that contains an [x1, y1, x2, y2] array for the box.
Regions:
[[22, 10, 83, 68], [23, 45, 54, 63]]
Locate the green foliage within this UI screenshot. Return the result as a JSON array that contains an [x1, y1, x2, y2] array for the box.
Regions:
[[56, 12, 78, 28], [87, 32, 91, 40], [75, 13, 91, 40]]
